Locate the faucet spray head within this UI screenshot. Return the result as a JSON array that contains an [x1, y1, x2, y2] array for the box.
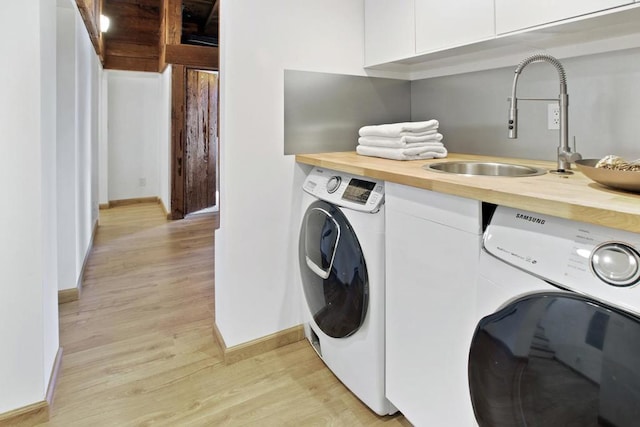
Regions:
[[508, 99, 518, 139]]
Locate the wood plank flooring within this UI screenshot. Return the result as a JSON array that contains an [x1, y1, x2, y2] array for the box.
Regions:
[[43, 203, 410, 426]]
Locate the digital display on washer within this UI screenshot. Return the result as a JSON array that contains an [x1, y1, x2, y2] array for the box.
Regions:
[[342, 178, 376, 204]]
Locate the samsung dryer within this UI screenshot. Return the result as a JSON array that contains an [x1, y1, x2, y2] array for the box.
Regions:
[[469, 206, 640, 427], [298, 167, 395, 416]]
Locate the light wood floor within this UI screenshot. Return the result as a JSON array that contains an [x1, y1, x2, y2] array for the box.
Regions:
[[43, 203, 410, 426]]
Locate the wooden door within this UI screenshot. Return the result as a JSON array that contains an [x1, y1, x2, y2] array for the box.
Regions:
[[185, 69, 218, 215], [171, 66, 218, 219]]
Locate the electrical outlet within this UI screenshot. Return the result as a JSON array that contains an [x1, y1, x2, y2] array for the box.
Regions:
[[139, 178, 146, 187], [547, 104, 560, 130]]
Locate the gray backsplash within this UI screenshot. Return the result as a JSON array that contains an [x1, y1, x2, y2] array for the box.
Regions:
[[284, 48, 640, 161], [284, 70, 410, 155], [411, 48, 640, 162]]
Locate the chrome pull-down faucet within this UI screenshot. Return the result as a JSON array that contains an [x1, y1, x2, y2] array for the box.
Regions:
[[508, 54, 581, 174]]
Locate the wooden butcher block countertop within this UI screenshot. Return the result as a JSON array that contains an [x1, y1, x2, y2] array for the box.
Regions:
[[295, 151, 640, 234]]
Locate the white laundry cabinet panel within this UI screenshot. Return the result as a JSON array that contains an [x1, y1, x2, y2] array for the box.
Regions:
[[495, 0, 633, 34], [364, 0, 415, 66], [385, 182, 481, 426], [415, 0, 494, 53]]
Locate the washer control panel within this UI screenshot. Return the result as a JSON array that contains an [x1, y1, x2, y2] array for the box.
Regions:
[[484, 206, 640, 315], [303, 168, 384, 213]]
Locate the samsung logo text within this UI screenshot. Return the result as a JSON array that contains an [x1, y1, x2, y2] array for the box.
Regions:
[[516, 213, 546, 225]]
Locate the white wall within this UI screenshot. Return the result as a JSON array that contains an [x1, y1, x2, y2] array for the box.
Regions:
[[99, 73, 109, 206], [0, 0, 101, 413], [216, 0, 367, 347], [159, 66, 173, 211], [76, 9, 100, 271], [41, 0, 60, 389], [91, 54, 101, 229], [56, 2, 101, 293], [57, 4, 78, 291], [0, 0, 58, 413], [106, 71, 164, 201]]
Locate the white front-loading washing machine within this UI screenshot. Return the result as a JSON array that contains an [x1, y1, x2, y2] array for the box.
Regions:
[[298, 167, 396, 416], [468, 205, 640, 426]]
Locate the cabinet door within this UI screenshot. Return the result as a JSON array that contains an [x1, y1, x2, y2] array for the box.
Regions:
[[364, 0, 415, 66], [385, 183, 481, 425], [415, 0, 494, 54], [496, 0, 633, 34]]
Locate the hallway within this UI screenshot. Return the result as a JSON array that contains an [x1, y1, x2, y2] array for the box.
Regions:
[[45, 203, 408, 425]]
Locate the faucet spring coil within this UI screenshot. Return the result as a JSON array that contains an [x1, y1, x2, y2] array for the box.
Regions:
[[514, 54, 567, 85]]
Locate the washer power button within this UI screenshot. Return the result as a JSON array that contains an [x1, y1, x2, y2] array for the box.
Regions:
[[591, 242, 640, 287]]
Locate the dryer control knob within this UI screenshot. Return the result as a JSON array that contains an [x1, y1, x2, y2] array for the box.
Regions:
[[591, 243, 640, 287], [326, 176, 342, 194]]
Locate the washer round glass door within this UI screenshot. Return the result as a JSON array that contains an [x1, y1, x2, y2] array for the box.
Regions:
[[468, 292, 640, 427], [299, 200, 369, 338]]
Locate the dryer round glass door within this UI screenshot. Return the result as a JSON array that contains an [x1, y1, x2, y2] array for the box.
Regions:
[[468, 292, 640, 427], [299, 200, 369, 338]]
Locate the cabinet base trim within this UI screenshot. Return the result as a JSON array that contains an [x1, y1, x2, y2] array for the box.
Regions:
[[58, 288, 79, 304], [108, 197, 160, 207], [213, 323, 305, 365], [59, 219, 98, 304]]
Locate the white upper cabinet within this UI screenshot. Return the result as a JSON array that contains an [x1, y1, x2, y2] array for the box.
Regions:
[[364, 0, 640, 75], [364, 0, 415, 66], [495, 0, 634, 34], [415, 0, 495, 53]]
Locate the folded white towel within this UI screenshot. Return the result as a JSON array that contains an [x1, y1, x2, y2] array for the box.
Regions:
[[356, 144, 448, 161], [358, 133, 444, 148], [379, 142, 445, 152], [403, 143, 446, 156], [401, 129, 439, 138], [403, 133, 443, 143], [359, 120, 440, 137]]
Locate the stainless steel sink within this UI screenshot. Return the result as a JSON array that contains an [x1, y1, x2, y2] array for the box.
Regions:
[[424, 161, 547, 177]]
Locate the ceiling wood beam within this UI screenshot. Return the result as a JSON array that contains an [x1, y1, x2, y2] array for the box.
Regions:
[[107, 41, 160, 59], [165, 44, 219, 70], [103, 0, 219, 72], [159, 0, 182, 72], [106, 32, 159, 46], [76, 0, 104, 63], [102, 2, 160, 20], [166, 0, 183, 45], [104, 55, 160, 72], [106, 15, 162, 33], [159, 0, 168, 71]]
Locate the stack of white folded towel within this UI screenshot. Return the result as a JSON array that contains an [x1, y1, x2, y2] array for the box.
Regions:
[[356, 119, 447, 161]]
